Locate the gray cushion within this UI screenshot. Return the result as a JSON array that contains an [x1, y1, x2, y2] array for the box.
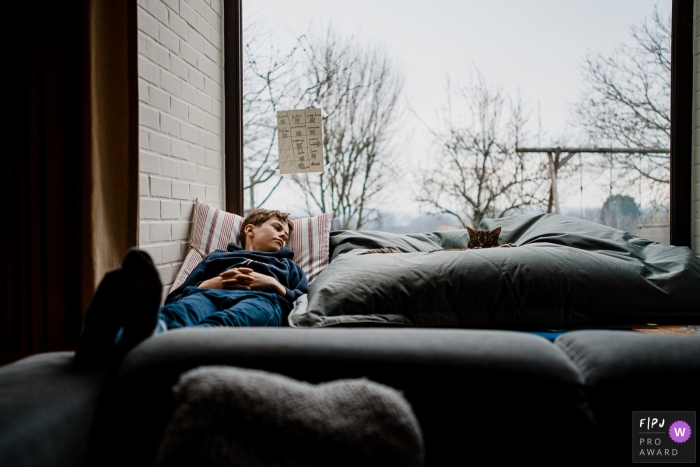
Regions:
[[0, 352, 109, 467], [555, 330, 700, 463], [97, 328, 595, 466]]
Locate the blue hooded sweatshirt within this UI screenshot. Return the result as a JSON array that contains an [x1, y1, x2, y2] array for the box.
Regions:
[[165, 243, 309, 318]]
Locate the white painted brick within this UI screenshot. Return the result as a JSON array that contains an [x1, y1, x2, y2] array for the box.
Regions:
[[159, 24, 180, 55], [139, 56, 160, 85], [149, 86, 171, 112], [182, 161, 199, 180], [140, 174, 150, 196], [203, 4, 220, 31], [211, 30, 222, 51], [195, 15, 212, 41], [162, 242, 182, 263], [211, 99, 223, 118], [146, 36, 170, 69], [212, 135, 222, 152], [189, 146, 205, 165], [160, 70, 180, 96], [189, 0, 204, 16], [145, 0, 169, 24], [198, 55, 217, 79], [161, 113, 180, 137], [172, 222, 191, 240], [138, 9, 159, 40], [172, 180, 190, 199], [140, 222, 150, 244], [138, 31, 148, 55], [140, 244, 162, 264], [169, 12, 188, 39], [187, 25, 204, 53], [180, 81, 198, 105], [204, 78, 221, 100], [210, 0, 221, 16], [140, 151, 161, 174], [171, 139, 189, 159], [197, 91, 212, 113], [181, 241, 190, 257], [205, 114, 220, 135], [198, 129, 214, 149], [211, 169, 223, 186], [196, 166, 208, 184], [161, 199, 181, 219], [205, 150, 221, 168], [188, 67, 205, 91], [181, 122, 198, 143], [138, 80, 149, 102], [189, 106, 206, 128], [161, 157, 181, 178], [171, 97, 189, 120], [156, 263, 173, 283], [170, 55, 188, 81], [140, 128, 149, 149], [151, 176, 172, 198], [181, 201, 195, 219], [138, 0, 147, 8], [205, 185, 220, 202], [141, 198, 160, 219], [163, 0, 178, 13], [190, 183, 206, 200], [149, 131, 171, 155], [180, 0, 196, 26], [140, 104, 160, 130], [202, 40, 218, 62]]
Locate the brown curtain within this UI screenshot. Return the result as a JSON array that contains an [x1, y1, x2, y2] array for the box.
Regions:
[[1, 0, 138, 365]]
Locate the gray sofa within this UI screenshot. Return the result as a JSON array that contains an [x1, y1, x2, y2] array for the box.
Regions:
[[1, 328, 699, 466]]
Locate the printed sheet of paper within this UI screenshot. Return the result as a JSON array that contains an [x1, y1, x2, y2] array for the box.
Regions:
[[277, 108, 324, 174]]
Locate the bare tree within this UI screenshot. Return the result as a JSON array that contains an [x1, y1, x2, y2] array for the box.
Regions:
[[242, 19, 305, 212], [573, 5, 670, 200], [289, 30, 404, 230], [415, 73, 549, 227]]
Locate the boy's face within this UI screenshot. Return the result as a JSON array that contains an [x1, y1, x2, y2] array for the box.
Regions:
[[244, 217, 290, 252]]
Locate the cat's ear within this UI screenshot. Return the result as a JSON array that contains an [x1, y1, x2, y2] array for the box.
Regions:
[[490, 227, 502, 236], [466, 226, 476, 235]]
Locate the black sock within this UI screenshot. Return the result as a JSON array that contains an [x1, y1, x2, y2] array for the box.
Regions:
[[112, 248, 163, 363], [74, 268, 125, 368]]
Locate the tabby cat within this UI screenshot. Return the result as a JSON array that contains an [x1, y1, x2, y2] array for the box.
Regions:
[[359, 227, 517, 255]]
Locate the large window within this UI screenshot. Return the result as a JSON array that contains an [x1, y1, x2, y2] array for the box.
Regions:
[[227, 0, 692, 245]]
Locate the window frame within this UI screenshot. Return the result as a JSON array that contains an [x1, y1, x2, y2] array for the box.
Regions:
[[225, 0, 694, 246]]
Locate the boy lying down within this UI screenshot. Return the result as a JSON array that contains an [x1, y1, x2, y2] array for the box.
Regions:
[[74, 209, 309, 368]]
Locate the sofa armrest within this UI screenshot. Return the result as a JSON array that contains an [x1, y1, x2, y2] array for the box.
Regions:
[[556, 331, 700, 463], [0, 352, 109, 467], [99, 328, 594, 466]]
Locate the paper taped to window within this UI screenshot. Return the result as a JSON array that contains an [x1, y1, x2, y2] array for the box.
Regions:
[[277, 108, 324, 174]]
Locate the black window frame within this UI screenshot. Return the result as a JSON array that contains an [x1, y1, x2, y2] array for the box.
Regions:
[[224, 0, 694, 246]]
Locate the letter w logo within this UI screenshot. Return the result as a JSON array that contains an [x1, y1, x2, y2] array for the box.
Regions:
[[674, 427, 686, 437]]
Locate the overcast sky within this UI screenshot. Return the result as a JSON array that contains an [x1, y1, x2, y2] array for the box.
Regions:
[[244, 0, 670, 216]]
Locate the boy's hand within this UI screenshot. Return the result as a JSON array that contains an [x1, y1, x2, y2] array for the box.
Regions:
[[218, 268, 286, 296], [199, 267, 254, 290]]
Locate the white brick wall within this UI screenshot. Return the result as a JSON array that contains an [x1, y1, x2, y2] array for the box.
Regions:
[[137, 0, 225, 294], [694, 1, 700, 256]]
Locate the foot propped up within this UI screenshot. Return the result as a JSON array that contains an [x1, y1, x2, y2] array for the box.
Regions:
[[74, 249, 162, 368]]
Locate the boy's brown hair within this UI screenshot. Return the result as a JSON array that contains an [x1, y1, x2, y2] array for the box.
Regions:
[[239, 208, 294, 249]]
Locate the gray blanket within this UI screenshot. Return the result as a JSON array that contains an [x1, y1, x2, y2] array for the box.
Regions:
[[155, 366, 424, 467], [289, 213, 700, 327]]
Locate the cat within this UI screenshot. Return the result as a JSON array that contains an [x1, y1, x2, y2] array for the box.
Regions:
[[359, 227, 516, 255], [430, 227, 517, 252]]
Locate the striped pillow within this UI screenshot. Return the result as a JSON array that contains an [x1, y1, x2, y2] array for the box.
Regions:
[[170, 199, 333, 291]]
